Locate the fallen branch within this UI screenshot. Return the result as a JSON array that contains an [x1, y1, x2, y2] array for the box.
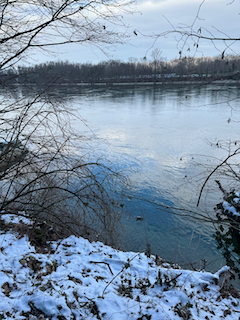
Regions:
[[90, 261, 114, 275]]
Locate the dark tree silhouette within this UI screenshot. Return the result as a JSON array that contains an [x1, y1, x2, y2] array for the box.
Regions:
[[0, 0, 133, 244]]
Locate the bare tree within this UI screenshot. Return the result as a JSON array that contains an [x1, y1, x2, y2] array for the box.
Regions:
[[150, 48, 163, 82], [0, 0, 133, 245], [0, 0, 135, 70], [153, 0, 239, 59]]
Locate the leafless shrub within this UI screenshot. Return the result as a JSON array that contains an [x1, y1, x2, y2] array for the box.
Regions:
[[0, 0, 134, 245], [0, 91, 128, 245]]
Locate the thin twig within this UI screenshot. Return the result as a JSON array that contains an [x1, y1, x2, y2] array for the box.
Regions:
[[197, 148, 240, 206], [90, 261, 114, 275], [102, 253, 139, 298]]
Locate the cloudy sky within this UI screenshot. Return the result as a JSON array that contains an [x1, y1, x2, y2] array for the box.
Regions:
[[37, 0, 239, 64]]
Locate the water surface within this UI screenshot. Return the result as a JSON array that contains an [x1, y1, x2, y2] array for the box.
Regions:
[[11, 83, 240, 272], [64, 83, 240, 272]]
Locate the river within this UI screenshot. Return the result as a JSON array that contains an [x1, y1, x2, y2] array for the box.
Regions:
[[10, 83, 240, 272]]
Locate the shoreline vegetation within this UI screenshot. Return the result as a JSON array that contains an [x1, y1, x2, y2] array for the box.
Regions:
[[46, 78, 240, 86], [3, 78, 239, 89], [1, 56, 240, 88]]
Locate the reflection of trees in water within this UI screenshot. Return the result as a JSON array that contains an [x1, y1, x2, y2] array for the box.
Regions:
[[152, 0, 240, 278]]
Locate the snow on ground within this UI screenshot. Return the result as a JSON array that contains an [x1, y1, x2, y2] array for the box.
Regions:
[[0, 214, 239, 320]]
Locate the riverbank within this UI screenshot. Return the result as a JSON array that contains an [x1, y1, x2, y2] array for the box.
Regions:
[[5, 76, 239, 89], [50, 79, 240, 87], [0, 213, 239, 320]]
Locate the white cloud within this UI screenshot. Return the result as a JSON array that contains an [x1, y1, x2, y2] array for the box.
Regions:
[[27, 0, 239, 64]]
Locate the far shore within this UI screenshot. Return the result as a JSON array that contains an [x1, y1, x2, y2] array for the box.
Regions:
[[4, 78, 239, 88], [59, 79, 240, 86]]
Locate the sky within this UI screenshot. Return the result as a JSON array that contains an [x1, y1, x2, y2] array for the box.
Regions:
[[35, 0, 240, 64]]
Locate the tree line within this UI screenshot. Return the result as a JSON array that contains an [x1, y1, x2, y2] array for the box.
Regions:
[[1, 55, 240, 86]]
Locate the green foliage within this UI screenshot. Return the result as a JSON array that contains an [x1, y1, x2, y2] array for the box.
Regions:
[[214, 187, 240, 277]]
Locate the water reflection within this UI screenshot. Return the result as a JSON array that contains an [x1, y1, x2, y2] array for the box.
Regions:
[[68, 84, 239, 272], [5, 83, 240, 272]]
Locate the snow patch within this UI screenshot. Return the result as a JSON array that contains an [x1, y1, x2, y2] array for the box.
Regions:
[[223, 201, 240, 216], [0, 217, 239, 319]]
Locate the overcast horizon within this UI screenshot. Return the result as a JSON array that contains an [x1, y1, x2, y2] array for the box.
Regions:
[[26, 0, 240, 65]]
